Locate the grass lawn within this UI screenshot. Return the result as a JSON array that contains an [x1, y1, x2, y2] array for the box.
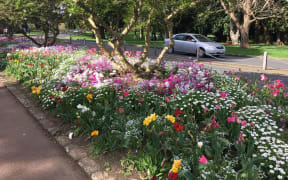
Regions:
[[225, 44, 288, 59], [71, 32, 164, 48], [72, 32, 288, 58], [14, 30, 43, 36]]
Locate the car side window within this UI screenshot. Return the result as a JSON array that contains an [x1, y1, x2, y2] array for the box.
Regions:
[[174, 35, 185, 41], [185, 36, 195, 42]]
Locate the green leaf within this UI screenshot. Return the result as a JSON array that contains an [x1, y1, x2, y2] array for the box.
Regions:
[[179, 170, 196, 180]]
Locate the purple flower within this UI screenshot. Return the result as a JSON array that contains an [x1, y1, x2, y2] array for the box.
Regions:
[[55, 83, 62, 90]]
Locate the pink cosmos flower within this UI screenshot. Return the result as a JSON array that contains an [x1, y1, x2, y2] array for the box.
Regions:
[[260, 74, 267, 81], [199, 155, 207, 164], [220, 92, 227, 98]]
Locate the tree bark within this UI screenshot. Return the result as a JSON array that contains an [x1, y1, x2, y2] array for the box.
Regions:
[[239, 15, 251, 48], [140, 27, 144, 40], [263, 25, 270, 45], [254, 20, 260, 43], [276, 32, 282, 46], [99, 27, 105, 39], [230, 18, 239, 45], [134, 30, 137, 40]]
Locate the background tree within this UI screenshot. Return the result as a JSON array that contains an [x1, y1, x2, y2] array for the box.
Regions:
[[0, 0, 22, 38], [219, 0, 286, 48], [0, 0, 69, 47]]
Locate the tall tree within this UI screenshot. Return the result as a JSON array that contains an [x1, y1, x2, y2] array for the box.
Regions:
[[219, 0, 286, 48], [72, 0, 200, 77]]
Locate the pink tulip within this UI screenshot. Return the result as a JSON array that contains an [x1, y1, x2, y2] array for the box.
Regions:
[[118, 108, 124, 114], [238, 133, 245, 143], [122, 90, 129, 97], [227, 117, 235, 123], [241, 120, 247, 126], [199, 155, 207, 164], [260, 74, 267, 81], [274, 80, 281, 84]]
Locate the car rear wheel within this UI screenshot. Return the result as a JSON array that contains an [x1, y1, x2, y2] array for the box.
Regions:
[[168, 47, 174, 54]]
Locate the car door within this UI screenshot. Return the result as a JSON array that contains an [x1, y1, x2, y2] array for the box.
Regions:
[[182, 35, 197, 53], [189, 36, 198, 54], [173, 35, 186, 52]]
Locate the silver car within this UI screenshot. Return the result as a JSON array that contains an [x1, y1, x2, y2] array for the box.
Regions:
[[164, 33, 225, 57]]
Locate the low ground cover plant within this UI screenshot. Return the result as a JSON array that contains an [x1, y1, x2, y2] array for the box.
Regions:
[[4, 44, 288, 179]]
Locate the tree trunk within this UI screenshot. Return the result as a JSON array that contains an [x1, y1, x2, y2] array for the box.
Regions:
[[254, 20, 260, 43], [139, 27, 144, 40], [8, 26, 13, 40], [99, 27, 105, 39], [134, 30, 137, 40], [239, 15, 250, 48], [263, 25, 270, 45], [230, 18, 239, 45], [152, 32, 156, 40], [276, 32, 282, 46]]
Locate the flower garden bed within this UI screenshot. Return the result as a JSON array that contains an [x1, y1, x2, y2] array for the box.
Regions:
[[3, 45, 288, 180]]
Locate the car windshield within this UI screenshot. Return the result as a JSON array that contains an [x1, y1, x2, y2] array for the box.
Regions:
[[194, 35, 213, 42]]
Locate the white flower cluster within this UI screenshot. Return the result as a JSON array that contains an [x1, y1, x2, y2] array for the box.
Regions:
[[237, 105, 288, 179], [77, 104, 90, 113], [171, 90, 236, 113]]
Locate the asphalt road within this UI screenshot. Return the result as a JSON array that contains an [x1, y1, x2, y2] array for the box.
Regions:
[[61, 35, 288, 71]]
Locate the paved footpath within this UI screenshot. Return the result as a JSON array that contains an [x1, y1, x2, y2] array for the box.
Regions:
[[0, 83, 89, 180]]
